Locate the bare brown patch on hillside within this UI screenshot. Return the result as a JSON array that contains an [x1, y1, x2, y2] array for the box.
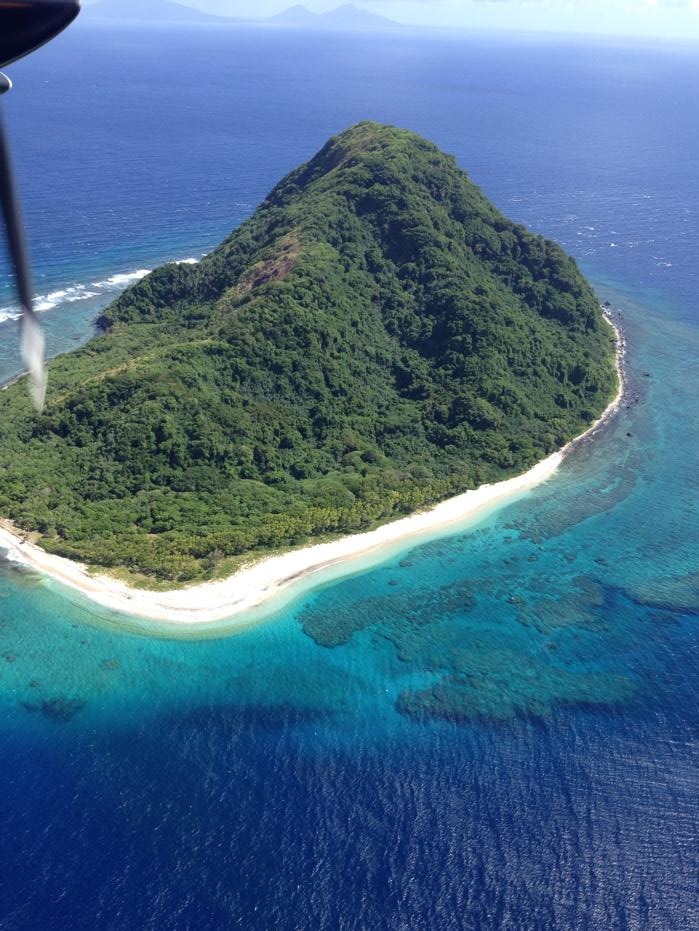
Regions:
[[232, 231, 302, 298]]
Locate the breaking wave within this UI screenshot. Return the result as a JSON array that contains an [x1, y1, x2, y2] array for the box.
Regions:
[[0, 255, 203, 325]]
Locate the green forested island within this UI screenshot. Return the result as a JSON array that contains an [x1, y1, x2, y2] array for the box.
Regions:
[[0, 123, 617, 582]]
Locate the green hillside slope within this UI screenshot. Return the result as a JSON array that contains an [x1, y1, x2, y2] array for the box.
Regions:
[[0, 123, 617, 582]]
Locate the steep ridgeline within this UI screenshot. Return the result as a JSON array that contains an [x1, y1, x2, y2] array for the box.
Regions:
[[0, 124, 617, 582]]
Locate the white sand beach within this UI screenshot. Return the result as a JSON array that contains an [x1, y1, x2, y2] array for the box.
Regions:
[[0, 316, 624, 629]]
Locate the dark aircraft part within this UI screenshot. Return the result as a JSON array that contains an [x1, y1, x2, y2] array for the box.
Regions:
[[0, 111, 32, 320], [0, 1, 80, 408], [0, 107, 46, 406], [0, 1, 80, 69]]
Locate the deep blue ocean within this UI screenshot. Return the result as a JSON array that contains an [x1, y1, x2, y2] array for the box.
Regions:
[[0, 22, 698, 930]]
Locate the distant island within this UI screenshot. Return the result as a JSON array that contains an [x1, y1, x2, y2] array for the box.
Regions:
[[84, 1, 402, 30], [0, 123, 618, 603]]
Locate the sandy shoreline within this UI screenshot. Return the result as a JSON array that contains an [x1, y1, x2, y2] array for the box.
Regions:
[[0, 314, 625, 629]]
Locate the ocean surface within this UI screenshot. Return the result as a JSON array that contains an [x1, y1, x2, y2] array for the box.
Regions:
[[0, 23, 698, 930]]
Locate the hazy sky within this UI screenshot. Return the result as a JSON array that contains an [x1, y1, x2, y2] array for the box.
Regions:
[[186, 0, 699, 38]]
